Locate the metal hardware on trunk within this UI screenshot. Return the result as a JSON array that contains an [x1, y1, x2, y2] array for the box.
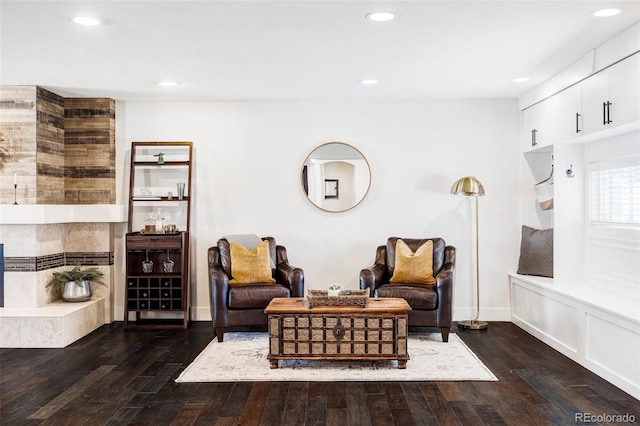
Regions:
[[332, 314, 345, 344]]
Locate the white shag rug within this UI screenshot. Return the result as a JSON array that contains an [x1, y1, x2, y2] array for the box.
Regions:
[[176, 332, 497, 382]]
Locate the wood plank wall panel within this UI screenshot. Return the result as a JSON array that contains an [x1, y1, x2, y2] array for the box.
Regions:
[[36, 87, 65, 204], [0, 88, 116, 205], [64, 98, 116, 204], [0, 86, 38, 204]]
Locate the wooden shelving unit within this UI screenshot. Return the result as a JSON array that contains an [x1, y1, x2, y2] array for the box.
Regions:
[[124, 141, 193, 329]]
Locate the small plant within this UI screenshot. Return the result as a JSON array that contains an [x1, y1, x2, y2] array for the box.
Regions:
[[46, 265, 106, 293], [153, 152, 165, 164], [328, 283, 342, 296]]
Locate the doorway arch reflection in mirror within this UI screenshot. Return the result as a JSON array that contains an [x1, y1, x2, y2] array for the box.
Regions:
[[301, 142, 371, 212]]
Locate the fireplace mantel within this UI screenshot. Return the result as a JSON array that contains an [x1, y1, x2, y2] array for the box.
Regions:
[[0, 204, 127, 225]]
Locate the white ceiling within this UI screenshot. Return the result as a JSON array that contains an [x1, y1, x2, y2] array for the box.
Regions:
[[1, 1, 639, 101]]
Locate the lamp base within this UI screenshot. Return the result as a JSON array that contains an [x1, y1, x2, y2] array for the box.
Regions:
[[457, 320, 488, 330]]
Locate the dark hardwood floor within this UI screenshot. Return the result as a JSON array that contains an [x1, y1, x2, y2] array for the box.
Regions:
[[1, 322, 638, 425]]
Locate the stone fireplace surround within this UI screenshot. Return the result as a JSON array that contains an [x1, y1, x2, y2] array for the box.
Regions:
[[0, 206, 127, 348], [0, 86, 121, 347]]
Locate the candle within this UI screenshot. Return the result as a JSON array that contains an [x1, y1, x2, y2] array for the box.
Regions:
[[13, 173, 17, 185]]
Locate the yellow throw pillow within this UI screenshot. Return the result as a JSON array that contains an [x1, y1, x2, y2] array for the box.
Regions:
[[229, 240, 275, 284], [389, 239, 436, 285]]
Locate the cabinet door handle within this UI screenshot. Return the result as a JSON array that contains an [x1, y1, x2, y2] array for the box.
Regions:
[[576, 112, 581, 133], [606, 101, 612, 124], [531, 129, 537, 146], [603, 102, 607, 125]]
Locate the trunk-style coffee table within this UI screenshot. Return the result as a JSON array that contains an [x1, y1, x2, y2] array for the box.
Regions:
[[264, 297, 411, 369]]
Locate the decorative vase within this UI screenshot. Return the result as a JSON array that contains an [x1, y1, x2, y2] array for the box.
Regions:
[[62, 280, 92, 302]]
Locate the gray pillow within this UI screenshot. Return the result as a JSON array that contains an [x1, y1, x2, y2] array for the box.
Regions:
[[517, 225, 553, 278]]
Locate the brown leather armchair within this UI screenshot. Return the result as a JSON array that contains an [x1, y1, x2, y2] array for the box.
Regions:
[[208, 237, 304, 342], [360, 237, 455, 342]]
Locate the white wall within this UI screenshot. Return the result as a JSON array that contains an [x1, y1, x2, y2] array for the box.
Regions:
[[115, 99, 521, 322]]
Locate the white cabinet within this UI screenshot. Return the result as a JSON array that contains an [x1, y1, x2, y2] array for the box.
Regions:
[[582, 53, 640, 134], [552, 84, 582, 142], [515, 31, 640, 403], [521, 53, 639, 150], [581, 68, 608, 134], [521, 97, 552, 152], [608, 53, 640, 129]]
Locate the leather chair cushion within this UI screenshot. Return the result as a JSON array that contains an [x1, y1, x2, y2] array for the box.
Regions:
[[228, 284, 290, 309], [375, 284, 437, 310]]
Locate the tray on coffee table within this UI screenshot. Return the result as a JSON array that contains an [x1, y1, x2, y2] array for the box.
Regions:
[[306, 289, 369, 307]]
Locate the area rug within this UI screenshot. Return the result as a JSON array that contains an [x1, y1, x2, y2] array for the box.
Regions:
[[176, 332, 497, 382]]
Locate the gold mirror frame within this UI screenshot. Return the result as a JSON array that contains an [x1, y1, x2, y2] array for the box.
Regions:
[[301, 142, 372, 213]]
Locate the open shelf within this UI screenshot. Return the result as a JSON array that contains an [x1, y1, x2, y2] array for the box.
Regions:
[[125, 142, 193, 329]]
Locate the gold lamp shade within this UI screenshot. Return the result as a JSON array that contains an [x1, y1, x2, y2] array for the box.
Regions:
[[451, 176, 485, 196]]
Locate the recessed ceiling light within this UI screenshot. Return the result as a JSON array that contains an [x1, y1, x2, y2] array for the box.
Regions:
[[512, 77, 530, 83], [156, 81, 181, 87], [592, 8, 621, 17], [366, 12, 396, 22], [360, 79, 379, 85], [71, 16, 102, 26]]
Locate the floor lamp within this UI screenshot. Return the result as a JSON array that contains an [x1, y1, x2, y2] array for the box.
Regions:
[[451, 176, 488, 330]]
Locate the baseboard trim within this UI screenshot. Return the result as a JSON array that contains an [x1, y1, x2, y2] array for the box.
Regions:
[[454, 307, 511, 322]]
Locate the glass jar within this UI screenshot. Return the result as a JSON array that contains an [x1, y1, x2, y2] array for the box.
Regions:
[[155, 208, 164, 233], [144, 214, 156, 234]]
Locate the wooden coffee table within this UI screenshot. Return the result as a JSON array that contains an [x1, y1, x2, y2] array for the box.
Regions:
[[264, 297, 411, 369]]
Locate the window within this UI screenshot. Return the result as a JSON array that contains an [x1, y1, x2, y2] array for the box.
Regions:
[[589, 157, 640, 226]]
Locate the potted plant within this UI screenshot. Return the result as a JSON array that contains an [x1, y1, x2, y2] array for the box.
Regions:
[[328, 283, 342, 297], [46, 265, 106, 302]]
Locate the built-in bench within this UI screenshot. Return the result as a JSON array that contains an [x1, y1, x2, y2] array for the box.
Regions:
[[510, 273, 640, 400]]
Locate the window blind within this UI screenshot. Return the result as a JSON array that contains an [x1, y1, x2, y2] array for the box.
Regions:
[[590, 163, 640, 226]]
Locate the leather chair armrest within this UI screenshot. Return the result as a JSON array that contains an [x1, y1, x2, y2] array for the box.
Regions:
[[359, 245, 387, 296], [275, 245, 305, 297], [208, 246, 230, 328], [435, 261, 454, 327], [277, 263, 305, 297]]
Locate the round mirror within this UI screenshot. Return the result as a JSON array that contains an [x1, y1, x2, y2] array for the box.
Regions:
[[301, 142, 371, 212]]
